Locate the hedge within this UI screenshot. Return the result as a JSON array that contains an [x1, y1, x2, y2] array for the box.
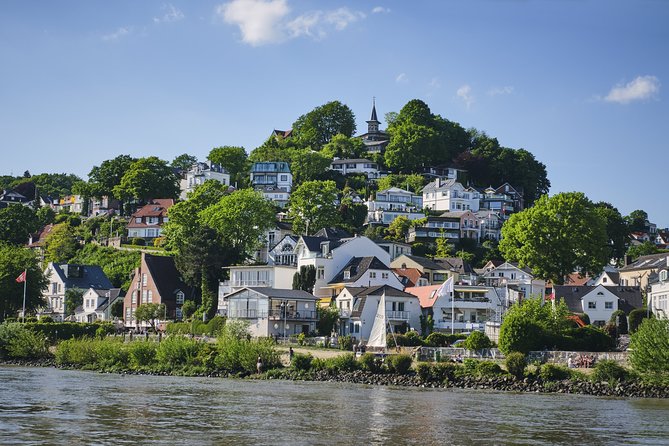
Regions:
[[24, 322, 115, 343]]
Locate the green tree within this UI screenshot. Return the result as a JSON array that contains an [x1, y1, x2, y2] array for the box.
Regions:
[[208, 146, 249, 188], [316, 305, 340, 336], [69, 244, 140, 290], [248, 135, 295, 163], [626, 209, 648, 233], [0, 205, 39, 245], [464, 331, 493, 350], [36, 205, 56, 227], [288, 180, 340, 235], [113, 156, 179, 204], [385, 215, 412, 242], [181, 300, 196, 320], [337, 200, 367, 233], [135, 303, 166, 333], [0, 243, 49, 321], [629, 308, 652, 333], [499, 192, 608, 285], [629, 317, 669, 379], [292, 101, 356, 149], [171, 153, 198, 172], [12, 173, 82, 199], [321, 134, 366, 159], [110, 300, 124, 319], [455, 250, 475, 263], [64, 288, 83, 317], [44, 223, 79, 263], [88, 155, 136, 213], [200, 189, 276, 260], [288, 148, 332, 185], [627, 241, 660, 261], [292, 265, 316, 294], [595, 202, 629, 265], [71, 180, 93, 216], [435, 236, 454, 258], [376, 174, 425, 194], [385, 121, 437, 173]]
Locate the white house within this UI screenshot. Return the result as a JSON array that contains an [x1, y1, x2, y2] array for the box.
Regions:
[[476, 210, 503, 242], [295, 233, 391, 299], [648, 267, 669, 320], [422, 179, 480, 213], [126, 199, 174, 241], [179, 162, 230, 200], [226, 287, 319, 338], [74, 288, 123, 323], [407, 283, 505, 334], [335, 285, 421, 341], [553, 285, 643, 326], [250, 162, 293, 192], [41, 263, 114, 321], [325, 256, 404, 297], [330, 158, 383, 179], [218, 264, 298, 315], [480, 261, 546, 301], [365, 187, 424, 226], [374, 240, 412, 262]]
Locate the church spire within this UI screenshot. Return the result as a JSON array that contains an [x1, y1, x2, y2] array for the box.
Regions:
[[367, 97, 380, 134]]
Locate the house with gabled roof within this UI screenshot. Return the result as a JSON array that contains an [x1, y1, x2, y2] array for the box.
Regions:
[[325, 256, 403, 297], [335, 285, 421, 341], [390, 254, 458, 285], [552, 285, 642, 326], [619, 253, 669, 290], [295, 232, 391, 300], [226, 287, 319, 338], [365, 187, 424, 226], [422, 178, 480, 213], [179, 162, 230, 200], [41, 263, 114, 321], [480, 261, 546, 301], [330, 158, 383, 179], [75, 288, 124, 323], [126, 199, 174, 242], [124, 253, 199, 329]]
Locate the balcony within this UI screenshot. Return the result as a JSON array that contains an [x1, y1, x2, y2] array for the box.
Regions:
[[268, 309, 318, 320], [340, 308, 352, 318], [386, 310, 409, 320], [433, 321, 485, 331]]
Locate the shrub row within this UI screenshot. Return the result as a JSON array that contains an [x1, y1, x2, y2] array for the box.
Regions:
[[23, 322, 115, 343], [0, 323, 49, 360], [291, 352, 415, 375], [165, 316, 226, 336], [386, 332, 467, 348]]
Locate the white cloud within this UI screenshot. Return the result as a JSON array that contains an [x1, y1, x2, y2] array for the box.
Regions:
[[154, 4, 185, 23], [372, 6, 390, 14], [217, 0, 364, 46], [428, 77, 441, 89], [218, 0, 290, 46], [457, 84, 474, 108], [325, 8, 364, 30], [488, 86, 514, 96], [102, 27, 131, 41], [396, 73, 408, 83], [604, 75, 660, 104]]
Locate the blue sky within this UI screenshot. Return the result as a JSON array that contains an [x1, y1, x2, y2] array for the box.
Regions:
[[1, 1, 668, 225]]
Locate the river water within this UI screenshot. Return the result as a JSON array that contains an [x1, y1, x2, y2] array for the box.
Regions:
[[1, 366, 668, 445]]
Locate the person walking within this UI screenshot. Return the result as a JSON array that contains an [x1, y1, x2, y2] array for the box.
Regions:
[[289, 347, 294, 363], [256, 356, 263, 374]]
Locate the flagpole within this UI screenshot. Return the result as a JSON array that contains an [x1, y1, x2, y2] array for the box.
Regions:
[[21, 273, 27, 323], [451, 289, 454, 335]]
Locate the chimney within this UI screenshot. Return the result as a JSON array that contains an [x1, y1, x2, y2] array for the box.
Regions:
[[624, 255, 632, 266]]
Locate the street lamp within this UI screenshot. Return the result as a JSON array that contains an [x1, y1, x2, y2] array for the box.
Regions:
[[281, 301, 287, 340]]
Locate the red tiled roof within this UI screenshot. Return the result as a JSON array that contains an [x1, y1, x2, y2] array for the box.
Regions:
[[131, 199, 174, 218], [392, 267, 424, 287], [405, 284, 441, 308]]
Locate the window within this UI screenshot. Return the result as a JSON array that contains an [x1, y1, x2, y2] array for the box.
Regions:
[[131, 291, 137, 304], [344, 271, 350, 280], [605, 301, 613, 309], [135, 217, 141, 223], [397, 302, 405, 311], [142, 273, 147, 286], [369, 272, 376, 279], [317, 267, 324, 280], [176, 291, 184, 304], [382, 272, 389, 279], [142, 290, 148, 303], [588, 302, 596, 309], [280, 174, 288, 182], [125, 308, 131, 321], [147, 290, 153, 303]]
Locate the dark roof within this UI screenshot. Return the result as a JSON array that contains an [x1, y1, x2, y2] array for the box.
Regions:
[[434, 257, 474, 274], [94, 288, 124, 312], [620, 253, 669, 272], [275, 221, 293, 231], [553, 285, 643, 314], [144, 254, 199, 301], [51, 263, 113, 290], [313, 227, 352, 239], [369, 101, 379, 122], [244, 287, 318, 300], [329, 256, 389, 284], [400, 255, 446, 271], [330, 158, 375, 165]]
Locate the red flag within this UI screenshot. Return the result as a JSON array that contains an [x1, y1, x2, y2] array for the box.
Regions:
[[15, 270, 26, 283]]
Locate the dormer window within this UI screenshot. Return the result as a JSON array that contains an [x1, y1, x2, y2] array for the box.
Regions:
[[661, 270, 668, 282], [344, 271, 350, 280], [176, 291, 185, 304]]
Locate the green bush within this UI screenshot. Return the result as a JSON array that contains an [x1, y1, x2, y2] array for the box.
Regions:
[[165, 322, 190, 335], [358, 353, 383, 373], [540, 363, 571, 381], [592, 360, 630, 383], [128, 341, 158, 368], [424, 332, 466, 347], [24, 322, 114, 343], [156, 336, 204, 368], [0, 323, 49, 360], [629, 318, 669, 378], [338, 335, 353, 351], [131, 237, 145, 246], [629, 308, 652, 333], [387, 333, 423, 347], [464, 331, 493, 351], [324, 353, 359, 373], [416, 362, 458, 382], [505, 352, 527, 379], [215, 331, 280, 375], [559, 326, 613, 352], [610, 310, 628, 335], [95, 338, 130, 369], [55, 338, 99, 367], [291, 353, 313, 372], [475, 360, 503, 377], [387, 354, 413, 375], [40, 316, 54, 323]]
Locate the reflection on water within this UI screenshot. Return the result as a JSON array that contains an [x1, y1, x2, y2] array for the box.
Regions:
[[1, 366, 669, 445]]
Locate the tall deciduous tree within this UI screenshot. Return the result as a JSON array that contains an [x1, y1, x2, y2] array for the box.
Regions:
[[626, 209, 649, 233], [171, 153, 198, 172], [288, 180, 340, 235], [44, 223, 79, 263], [11, 173, 82, 199], [208, 146, 249, 188], [0, 243, 49, 321], [135, 303, 166, 332], [199, 189, 276, 260], [629, 318, 669, 378], [88, 155, 136, 198], [288, 148, 332, 186], [595, 202, 630, 265], [376, 174, 425, 195], [321, 134, 366, 159], [499, 192, 608, 284], [292, 101, 356, 149], [113, 156, 179, 204], [292, 265, 316, 294], [0, 205, 39, 245]]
